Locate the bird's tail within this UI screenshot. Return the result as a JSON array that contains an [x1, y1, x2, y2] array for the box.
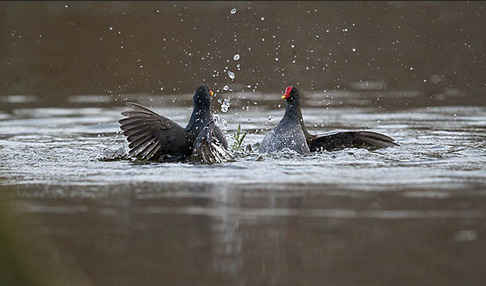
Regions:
[[193, 120, 234, 164]]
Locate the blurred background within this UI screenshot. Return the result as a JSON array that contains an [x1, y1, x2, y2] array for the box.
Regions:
[[1, 1, 485, 99], [1, 2, 486, 286]]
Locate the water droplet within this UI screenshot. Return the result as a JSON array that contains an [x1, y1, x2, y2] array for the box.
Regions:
[[275, 57, 279, 62], [223, 85, 230, 91], [233, 54, 240, 61], [268, 115, 272, 121], [260, 17, 265, 21], [227, 71, 235, 80], [230, 8, 237, 14], [108, 26, 113, 31], [221, 98, 231, 112], [291, 44, 295, 48], [409, 66, 415, 71], [352, 48, 357, 52]]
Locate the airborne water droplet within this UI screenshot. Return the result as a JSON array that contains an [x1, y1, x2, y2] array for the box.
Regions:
[[233, 54, 240, 61], [230, 8, 237, 14], [227, 71, 235, 80], [221, 98, 231, 113]]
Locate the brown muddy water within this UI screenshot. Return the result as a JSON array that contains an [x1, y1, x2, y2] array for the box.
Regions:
[[1, 89, 486, 286]]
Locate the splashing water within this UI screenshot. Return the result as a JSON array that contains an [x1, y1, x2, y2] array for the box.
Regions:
[[221, 98, 231, 113]]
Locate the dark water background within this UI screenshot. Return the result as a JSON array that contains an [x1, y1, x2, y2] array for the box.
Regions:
[[1, 2, 486, 286], [2, 2, 486, 96]]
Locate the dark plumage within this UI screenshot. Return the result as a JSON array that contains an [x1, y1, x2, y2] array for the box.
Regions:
[[119, 85, 231, 164], [259, 86, 399, 154]]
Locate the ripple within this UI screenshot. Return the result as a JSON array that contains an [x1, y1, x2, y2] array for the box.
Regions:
[[140, 206, 484, 219], [0, 103, 485, 194]]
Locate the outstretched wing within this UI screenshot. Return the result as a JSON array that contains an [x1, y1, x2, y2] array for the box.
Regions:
[[308, 131, 399, 152], [119, 102, 189, 160], [193, 120, 233, 164]]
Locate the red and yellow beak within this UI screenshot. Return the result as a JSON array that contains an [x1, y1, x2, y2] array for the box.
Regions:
[[209, 90, 215, 97], [281, 86, 293, 99]]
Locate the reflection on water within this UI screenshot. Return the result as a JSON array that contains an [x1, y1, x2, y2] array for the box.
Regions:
[[1, 90, 486, 285]]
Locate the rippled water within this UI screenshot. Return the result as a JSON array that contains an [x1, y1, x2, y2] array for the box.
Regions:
[[1, 90, 486, 285]]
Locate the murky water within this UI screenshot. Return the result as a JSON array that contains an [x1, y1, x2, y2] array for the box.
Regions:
[[1, 90, 486, 285]]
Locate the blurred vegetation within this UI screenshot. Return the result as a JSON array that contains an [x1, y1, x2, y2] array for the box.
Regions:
[[0, 186, 88, 286], [0, 188, 44, 286]]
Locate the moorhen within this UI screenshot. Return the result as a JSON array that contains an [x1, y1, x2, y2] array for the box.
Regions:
[[119, 85, 231, 164], [259, 86, 399, 154]]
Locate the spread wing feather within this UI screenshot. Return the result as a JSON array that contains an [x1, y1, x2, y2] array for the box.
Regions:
[[309, 131, 399, 152], [119, 102, 189, 160]]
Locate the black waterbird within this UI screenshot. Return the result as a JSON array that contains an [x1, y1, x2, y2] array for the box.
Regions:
[[259, 86, 399, 154], [119, 85, 231, 164]]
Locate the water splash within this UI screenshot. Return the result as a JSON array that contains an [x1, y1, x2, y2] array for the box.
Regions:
[[221, 98, 231, 113]]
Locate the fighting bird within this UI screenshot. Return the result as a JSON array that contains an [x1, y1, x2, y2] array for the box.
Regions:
[[259, 86, 399, 154], [119, 85, 231, 164]]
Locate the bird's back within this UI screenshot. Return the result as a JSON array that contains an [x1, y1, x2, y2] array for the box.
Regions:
[[259, 119, 310, 154]]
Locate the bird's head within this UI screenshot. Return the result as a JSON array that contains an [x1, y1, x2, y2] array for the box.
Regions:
[[193, 85, 215, 108], [281, 85, 299, 103]]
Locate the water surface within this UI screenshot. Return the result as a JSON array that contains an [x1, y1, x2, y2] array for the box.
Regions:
[[1, 90, 485, 286]]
